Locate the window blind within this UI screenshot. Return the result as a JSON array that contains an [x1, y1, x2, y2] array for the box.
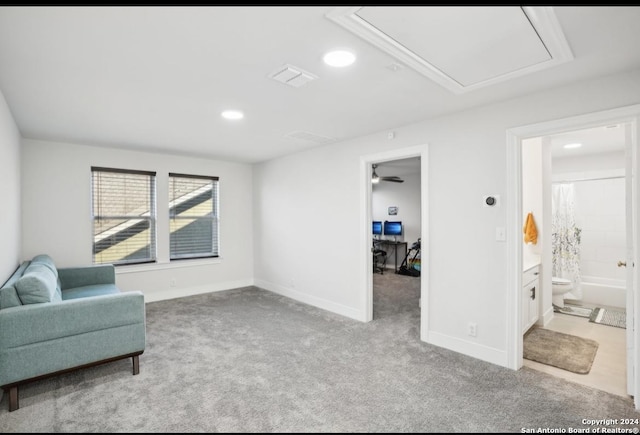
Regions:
[[169, 173, 219, 260], [91, 167, 157, 265]]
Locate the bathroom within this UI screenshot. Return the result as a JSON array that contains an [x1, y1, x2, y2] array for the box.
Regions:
[[521, 122, 630, 397], [524, 124, 628, 313]]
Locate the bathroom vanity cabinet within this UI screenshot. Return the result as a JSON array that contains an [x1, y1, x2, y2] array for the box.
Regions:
[[522, 264, 540, 333]]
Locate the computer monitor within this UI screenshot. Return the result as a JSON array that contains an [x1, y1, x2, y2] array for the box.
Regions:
[[383, 221, 402, 236], [372, 221, 382, 236]]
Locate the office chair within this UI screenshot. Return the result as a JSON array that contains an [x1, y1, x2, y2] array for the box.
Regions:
[[373, 240, 387, 274]]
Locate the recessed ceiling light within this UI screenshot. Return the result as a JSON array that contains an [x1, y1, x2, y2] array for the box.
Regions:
[[221, 110, 244, 120], [323, 49, 356, 67], [563, 143, 582, 149]]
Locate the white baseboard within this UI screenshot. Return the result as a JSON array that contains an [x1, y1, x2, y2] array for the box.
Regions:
[[142, 279, 255, 303], [254, 279, 364, 322], [426, 331, 508, 368], [540, 305, 554, 327]]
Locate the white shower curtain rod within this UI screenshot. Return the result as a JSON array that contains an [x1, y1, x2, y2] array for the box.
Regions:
[[553, 175, 625, 184]]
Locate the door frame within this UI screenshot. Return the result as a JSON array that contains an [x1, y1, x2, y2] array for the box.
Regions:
[[506, 104, 640, 408], [625, 121, 636, 395], [360, 144, 429, 340]]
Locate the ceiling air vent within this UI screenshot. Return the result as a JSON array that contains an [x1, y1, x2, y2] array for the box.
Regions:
[[284, 130, 335, 144], [269, 64, 318, 88]]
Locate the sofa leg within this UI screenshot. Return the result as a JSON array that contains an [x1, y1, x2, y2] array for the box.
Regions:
[[132, 355, 139, 375], [8, 386, 18, 412]]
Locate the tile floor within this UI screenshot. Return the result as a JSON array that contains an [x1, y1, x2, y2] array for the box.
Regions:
[[523, 303, 629, 398]]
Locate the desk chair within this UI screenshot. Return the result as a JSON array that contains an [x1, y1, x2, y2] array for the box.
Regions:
[[373, 241, 387, 274]]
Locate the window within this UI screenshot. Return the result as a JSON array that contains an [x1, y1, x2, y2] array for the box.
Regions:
[[91, 167, 157, 265], [169, 173, 219, 260]]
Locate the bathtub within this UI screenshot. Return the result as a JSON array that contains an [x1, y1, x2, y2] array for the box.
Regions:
[[577, 276, 626, 309]]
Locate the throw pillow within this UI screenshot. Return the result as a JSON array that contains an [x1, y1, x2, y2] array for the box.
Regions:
[[15, 263, 61, 304], [31, 254, 58, 278]]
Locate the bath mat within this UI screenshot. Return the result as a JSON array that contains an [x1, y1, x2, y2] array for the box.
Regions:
[[555, 304, 592, 318], [589, 307, 626, 329], [523, 328, 599, 374]]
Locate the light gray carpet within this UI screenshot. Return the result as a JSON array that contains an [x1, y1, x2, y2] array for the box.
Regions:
[[0, 272, 638, 432], [523, 327, 599, 374]]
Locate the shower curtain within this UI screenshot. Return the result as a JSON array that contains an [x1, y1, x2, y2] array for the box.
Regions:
[[551, 183, 582, 299]]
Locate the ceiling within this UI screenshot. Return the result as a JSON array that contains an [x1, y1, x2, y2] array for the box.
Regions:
[[550, 123, 627, 159], [375, 157, 420, 178], [0, 6, 639, 163]]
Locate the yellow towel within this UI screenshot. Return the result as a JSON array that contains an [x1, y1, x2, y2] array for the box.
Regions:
[[523, 212, 538, 244]]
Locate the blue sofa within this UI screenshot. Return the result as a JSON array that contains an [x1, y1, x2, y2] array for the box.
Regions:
[[0, 254, 146, 411]]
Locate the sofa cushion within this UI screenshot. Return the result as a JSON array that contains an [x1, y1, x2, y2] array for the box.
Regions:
[[31, 254, 59, 278], [0, 261, 30, 309], [62, 284, 121, 300], [0, 286, 22, 309], [15, 263, 62, 305]]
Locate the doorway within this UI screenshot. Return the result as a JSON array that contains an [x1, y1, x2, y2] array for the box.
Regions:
[[506, 104, 640, 409], [521, 124, 629, 397], [371, 157, 422, 320], [360, 144, 429, 341]]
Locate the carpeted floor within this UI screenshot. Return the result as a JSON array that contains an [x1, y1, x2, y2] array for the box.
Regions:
[[0, 271, 638, 432]]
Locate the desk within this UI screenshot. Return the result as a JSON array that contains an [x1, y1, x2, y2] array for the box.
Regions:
[[375, 240, 408, 273]]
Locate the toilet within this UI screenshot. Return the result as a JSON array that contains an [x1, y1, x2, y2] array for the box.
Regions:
[[552, 277, 574, 308]]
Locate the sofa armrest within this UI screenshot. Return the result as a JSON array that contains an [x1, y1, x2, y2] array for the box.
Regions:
[[58, 264, 115, 290], [0, 291, 145, 349]]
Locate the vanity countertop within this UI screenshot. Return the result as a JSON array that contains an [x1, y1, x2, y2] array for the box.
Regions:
[[523, 260, 541, 273]]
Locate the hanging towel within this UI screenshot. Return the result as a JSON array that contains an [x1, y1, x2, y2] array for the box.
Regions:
[[523, 212, 538, 244]]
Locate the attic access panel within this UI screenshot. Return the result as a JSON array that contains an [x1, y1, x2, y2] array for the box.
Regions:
[[326, 6, 573, 94]]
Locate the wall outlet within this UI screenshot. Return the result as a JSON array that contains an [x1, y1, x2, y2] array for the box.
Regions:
[[170, 278, 176, 287], [468, 322, 477, 337]]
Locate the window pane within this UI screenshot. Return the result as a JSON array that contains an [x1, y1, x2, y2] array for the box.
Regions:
[[170, 218, 214, 257], [169, 174, 218, 259], [92, 169, 156, 265]]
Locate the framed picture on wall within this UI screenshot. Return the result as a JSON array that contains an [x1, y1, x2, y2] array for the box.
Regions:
[[388, 206, 398, 215]]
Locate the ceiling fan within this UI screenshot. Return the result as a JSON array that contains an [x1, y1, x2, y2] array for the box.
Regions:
[[372, 164, 404, 183]]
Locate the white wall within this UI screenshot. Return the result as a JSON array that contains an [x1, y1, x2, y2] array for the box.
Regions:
[[253, 68, 640, 367], [541, 139, 554, 325], [522, 138, 543, 268], [0, 88, 21, 283], [574, 177, 626, 282], [553, 151, 625, 174], [372, 171, 420, 269], [522, 137, 555, 326], [21, 139, 254, 301]]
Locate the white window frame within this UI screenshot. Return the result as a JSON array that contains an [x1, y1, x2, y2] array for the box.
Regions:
[[91, 167, 157, 266], [169, 173, 219, 261]]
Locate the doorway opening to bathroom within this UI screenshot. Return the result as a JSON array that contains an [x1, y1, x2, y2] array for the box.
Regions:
[[361, 144, 429, 341], [506, 104, 640, 409], [522, 123, 630, 398]]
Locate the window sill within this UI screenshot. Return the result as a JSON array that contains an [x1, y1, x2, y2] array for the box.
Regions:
[[115, 257, 222, 274]]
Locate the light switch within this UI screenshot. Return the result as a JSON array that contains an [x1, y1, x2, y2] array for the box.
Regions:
[[496, 227, 506, 241]]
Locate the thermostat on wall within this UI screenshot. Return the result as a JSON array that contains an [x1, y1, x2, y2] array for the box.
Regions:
[[483, 195, 500, 207]]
